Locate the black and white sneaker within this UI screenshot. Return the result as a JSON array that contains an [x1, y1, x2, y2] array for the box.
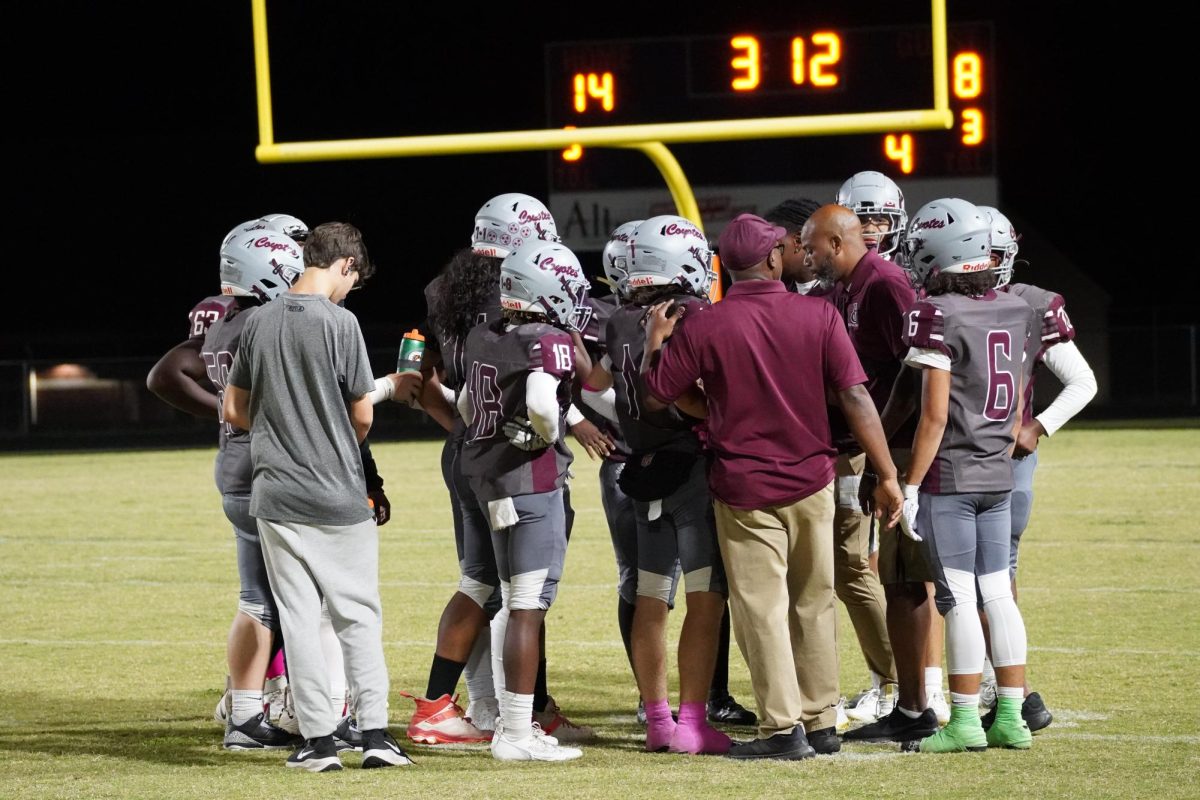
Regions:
[[334, 715, 363, 752], [223, 712, 301, 750], [286, 735, 343, 772], [361, 729, 414, 768]]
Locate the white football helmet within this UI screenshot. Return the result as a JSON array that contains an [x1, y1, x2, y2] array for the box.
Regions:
[[903, 198, 993, 286], [836, 171, 907, 259], [977, 205, 1019, 288], [601, 220, 642, 297], [500, 240, 592, 332], [471, 193, 560, 258], [220, 230, 304, 302], [627, 215, 715, 297]]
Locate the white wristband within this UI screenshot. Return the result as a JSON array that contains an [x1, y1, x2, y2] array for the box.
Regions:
[[366, 376, 395, 405]]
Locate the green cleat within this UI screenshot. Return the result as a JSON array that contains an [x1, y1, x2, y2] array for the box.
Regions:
[[985, 697, 1032, 750], [919, 705, 987, 753]]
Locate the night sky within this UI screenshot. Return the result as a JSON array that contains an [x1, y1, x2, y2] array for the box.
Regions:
[[6, 1, 1176, 363]]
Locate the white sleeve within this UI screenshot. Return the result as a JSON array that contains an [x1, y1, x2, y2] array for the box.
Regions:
[[600, 353, 613, 371], [566, 403, 585, 427], [582, 386, 618, 424], [525, 371, 562, 443], [456, 382, 474, 425], [1034, 341, 1097, 436], [903, 346, 952, 371], [441, 383, 458, 407]]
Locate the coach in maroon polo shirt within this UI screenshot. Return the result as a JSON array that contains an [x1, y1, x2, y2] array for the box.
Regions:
[[640, 213, 903, 761]]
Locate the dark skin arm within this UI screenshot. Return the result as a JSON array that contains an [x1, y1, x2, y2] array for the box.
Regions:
[[639, 300, 685, 413], [834, 383, 904, 528], [146, 337, 218, 419]]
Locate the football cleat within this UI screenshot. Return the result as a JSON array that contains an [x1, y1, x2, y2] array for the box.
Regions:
[[223, 711, 300, 750], [978, 678, 998, 711], [984, 698, 1033, 750], [928, 687, 951, 726], [361, 729, 415, 768], [919, 707, 988, 754], [402, 691, 492, 745], [263, 674, 288, 725], [707, 694, 757, 726], [465, 695, 499, 736], [490, 719, 582, 762], [847, 684, 897, 723], [534, 696, 596, 743], [843, 707, 939, 743], [286, 735, 343, 772], [981, 691, 1052, 733], [333, 714, 363, 752], [276, 685, 300, 735]]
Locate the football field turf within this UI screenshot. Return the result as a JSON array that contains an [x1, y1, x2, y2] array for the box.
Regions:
[[1, 426, 1197, 799]]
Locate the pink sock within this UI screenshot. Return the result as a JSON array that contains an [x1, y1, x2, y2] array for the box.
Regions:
[[669, 701, 731, 755], [266, 649, 286, 680], [644, 698, 676, 752]]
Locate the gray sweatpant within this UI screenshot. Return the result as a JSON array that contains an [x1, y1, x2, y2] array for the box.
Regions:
[[257, 517, 388, 738]]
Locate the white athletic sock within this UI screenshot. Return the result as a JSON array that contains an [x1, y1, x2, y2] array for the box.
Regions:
[[925, 666, 944, 693], [465, 628, 495, 702], [949, 691, 979, 709], [998, 686, 1024, 700], [501, 690, 533, 741], [490, 604, 510, 715], [897, 705, 923, 719], [231, 689, 264, 724], [319, 605, 348, 717]]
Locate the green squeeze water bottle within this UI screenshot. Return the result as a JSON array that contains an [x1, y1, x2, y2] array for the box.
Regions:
[[397, 329, 425, 373]]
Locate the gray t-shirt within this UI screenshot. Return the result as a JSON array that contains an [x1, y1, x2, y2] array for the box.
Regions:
[[228, 292, 375, 525]]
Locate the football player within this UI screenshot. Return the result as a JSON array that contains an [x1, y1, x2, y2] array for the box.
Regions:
[[763, 197, 830, 296], [456, 239, 592, 762], [975, 206, 1096, 731], [404, 194, 595, 746], [836, 171, 908, 265], [575, 216, 732, 755], [897, 198, 1040, 753]]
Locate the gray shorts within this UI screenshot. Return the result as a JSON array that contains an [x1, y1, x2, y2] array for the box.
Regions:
[[444, 431, 501, 613], [1009, 451, 1038, 578], [634, 460, 726, 602], [488, 489, 568, 610], [222, 492, 278, 632], [917, 491, 1012, 614]]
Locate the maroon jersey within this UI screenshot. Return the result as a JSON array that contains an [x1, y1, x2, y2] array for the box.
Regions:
[[605, 292, 707, 454], [201, 305, 258, 495], [1004, 282, 1076, 426], [188, 295, 238, 340], [903, 290, 1039, 494], [459, 319, 576, 502], [422, 275, 505, 393]]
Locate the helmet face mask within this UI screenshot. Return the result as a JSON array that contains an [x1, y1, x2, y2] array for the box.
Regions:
[[602, 220, 642, 298], [903, 198, 993, 287], [836, 171, 908, 260], [977, 205, 1019, 288], [472, 193, 560, 259], [220, 230, 304, 302], [626, 216, 714, 298], [500, 240, 592, 332]]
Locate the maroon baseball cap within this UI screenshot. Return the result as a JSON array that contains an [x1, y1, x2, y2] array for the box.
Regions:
[[717, 213, 788, 271]]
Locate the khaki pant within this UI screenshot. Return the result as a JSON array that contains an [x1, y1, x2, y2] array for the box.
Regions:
[[714, 483, 837, 737], [834, 453, 896, 682]]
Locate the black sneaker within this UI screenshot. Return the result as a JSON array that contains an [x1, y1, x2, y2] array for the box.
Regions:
[[334, 715, 363, 752], [727, 728, 815, 760], [981, 692, 1053, 733], [842, 707, 938, 743], [807, 726, 841, 755], [286, 735, 343, 772], [223, 712, 301, 750], [708, 694, 758, 726], [361, 729, 414, 768]]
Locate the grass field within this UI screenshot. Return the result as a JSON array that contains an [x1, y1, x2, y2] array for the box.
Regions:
[[1, 427, 1198, 799]]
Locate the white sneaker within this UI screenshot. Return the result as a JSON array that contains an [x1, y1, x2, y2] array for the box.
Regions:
[[276, 686, 301, 735], [533, 696, 595, 743], [978, 679, 998, 711], [878, 684, 897, 718], [465, 695, 499, 735], [263, 675, 288, 724], [928, 687, 951, 726], [491, 720, 582, 762], [846, 688, 880, 723], [214, 690, 230, 726], [835, 698, 850, 733]]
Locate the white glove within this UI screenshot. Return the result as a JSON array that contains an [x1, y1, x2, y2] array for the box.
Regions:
[[503, 416, 550, 452], [898, 483, 922, 542]]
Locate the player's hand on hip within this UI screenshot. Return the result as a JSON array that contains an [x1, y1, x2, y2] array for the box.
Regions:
[[1012, 419, 1044, 458], [368, 489, 391, 526], [503, 416, 551, 452], [895, 483, 921, 541], [570, 418, 615, 460], [387, 371, 424, 405]]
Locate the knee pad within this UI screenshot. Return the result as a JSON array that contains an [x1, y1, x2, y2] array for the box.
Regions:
[[979, 570, 1027, 667], [509, 569, 554, 610], [457, 574, 498, 609], [636, 568, 676, 604]]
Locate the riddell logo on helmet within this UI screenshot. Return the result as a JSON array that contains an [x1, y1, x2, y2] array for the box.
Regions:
[[662, 223, 703, 240], [913, 218, 947, 231], [254, 237, 296, 255], [628, 276, 656, 287], [960, 259, 991, 272]]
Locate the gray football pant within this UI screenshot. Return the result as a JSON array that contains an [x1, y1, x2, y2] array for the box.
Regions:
[[917, 492, 1012, 615], [1009, 451, 1038, 577], [257, 517, 388, 738]]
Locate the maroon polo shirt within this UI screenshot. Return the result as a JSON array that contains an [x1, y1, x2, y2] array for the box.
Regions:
[[644, 280, 867, 510], [828, 250, 917, 450]]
